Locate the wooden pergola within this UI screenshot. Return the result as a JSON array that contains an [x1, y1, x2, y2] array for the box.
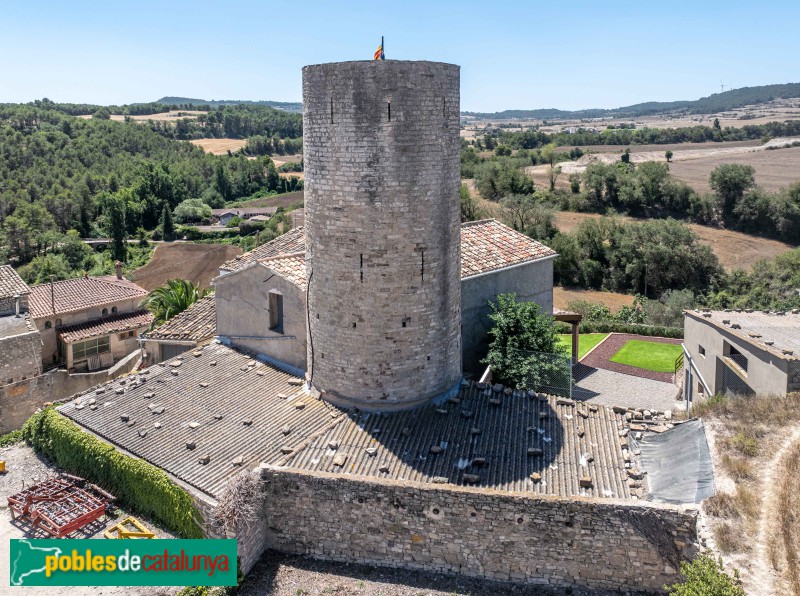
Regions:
[[554, 309, 583, 364]]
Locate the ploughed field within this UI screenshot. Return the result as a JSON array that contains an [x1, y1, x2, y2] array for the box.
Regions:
[[130, 242, 242, 291]]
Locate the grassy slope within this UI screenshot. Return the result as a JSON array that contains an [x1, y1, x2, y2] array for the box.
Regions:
[[609, 339, 683, 373]]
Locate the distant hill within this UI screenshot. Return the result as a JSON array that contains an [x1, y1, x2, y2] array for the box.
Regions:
[[156, 97, 302, 112], [464, 83, 800, 120]]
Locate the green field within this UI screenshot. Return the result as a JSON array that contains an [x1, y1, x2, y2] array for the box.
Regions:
[[610, 339, 683, 373], [557, 333, 608, 360]]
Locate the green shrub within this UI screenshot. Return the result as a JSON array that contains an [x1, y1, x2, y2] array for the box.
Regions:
[[665, 554, 743, 595], [554, 320, 683, 338], [0, 429, 23, 448], [22, 408, 202, 538]]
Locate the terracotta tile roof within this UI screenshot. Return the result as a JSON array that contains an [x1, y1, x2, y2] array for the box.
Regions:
[[460, 219, 557, 279], [57, 310, 154, 343], [219, 227, 306, 273], [0, 265, 31, 299], [60, 343, 631, 500], [220, 220, 555, 285], [259, 252, 308, 290], [141, 294, 216, 343], [29, 276, 149, 319]]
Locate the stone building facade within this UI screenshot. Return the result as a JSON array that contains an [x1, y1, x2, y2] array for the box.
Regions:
[[303, 61, 462, 410]]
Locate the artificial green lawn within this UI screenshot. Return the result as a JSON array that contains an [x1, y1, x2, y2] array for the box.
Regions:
[[557, 333, 608, 360], [610, 339, 683, 373]]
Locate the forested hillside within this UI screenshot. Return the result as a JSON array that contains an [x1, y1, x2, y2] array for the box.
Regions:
[[0, 104, 300, 274], [157, 96, 302, 112], [465, 82, 800, 120]]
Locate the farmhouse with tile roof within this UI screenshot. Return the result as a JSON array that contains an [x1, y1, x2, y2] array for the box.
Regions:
[[28, 266, 151, 371]]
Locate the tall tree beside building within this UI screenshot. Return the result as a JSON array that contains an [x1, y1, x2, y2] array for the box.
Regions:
[[106, 195, 127, 262]]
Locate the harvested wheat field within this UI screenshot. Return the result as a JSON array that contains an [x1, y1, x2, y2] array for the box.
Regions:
[[190, 138, 248, 155], [129, 243, 242, 291], [554, 286, 634, 312], [669, 145, 800, 193], [552, 211, 794, 271], [79, 110, 206, 123], [269, 154, 303, 167]]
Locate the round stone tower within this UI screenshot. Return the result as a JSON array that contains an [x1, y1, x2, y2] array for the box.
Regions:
[[303, 60, 462, 410]]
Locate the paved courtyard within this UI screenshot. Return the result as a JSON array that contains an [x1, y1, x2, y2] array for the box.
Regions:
[[572, 364, 682, 412]]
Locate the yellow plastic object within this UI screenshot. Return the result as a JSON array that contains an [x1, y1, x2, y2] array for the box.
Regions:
[[104, 516, 156, 539], [0, 460, 5, 473]]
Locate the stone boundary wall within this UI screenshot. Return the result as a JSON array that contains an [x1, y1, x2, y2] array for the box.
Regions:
[[240, 465, 698, 592], [0, 349, 141, 434]]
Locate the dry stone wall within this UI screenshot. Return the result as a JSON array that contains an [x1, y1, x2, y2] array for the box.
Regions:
[[303, 61, 462, 410], [248, 465, 698, 592]]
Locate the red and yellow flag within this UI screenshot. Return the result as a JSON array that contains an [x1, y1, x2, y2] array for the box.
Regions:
[[374, 37, 385, 60]]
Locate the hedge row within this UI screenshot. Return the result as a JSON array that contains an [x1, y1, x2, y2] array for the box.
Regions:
[[22, 408, 203, 538], [555, 320, 684, 339]]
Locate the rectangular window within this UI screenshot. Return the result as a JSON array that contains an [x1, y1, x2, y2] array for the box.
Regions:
[[698, 345, 706, 357], [723, 341, 748, 373], [72, 336, 111, 361], [269, 292, 284, 334]]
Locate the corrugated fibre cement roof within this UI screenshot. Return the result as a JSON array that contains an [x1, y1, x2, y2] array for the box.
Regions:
[[59, 342, 631, 501]]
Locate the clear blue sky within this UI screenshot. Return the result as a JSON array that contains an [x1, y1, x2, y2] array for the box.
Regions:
[[2, 0, 798, 112]]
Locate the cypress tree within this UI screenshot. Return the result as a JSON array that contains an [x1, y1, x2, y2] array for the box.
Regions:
[[160, 203, 176, 241]]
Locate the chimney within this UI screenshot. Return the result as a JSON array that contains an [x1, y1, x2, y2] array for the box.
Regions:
[[115, 261, 123, 280]]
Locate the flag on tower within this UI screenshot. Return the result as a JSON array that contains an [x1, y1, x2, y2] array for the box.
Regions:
[[374, 37, 385, 60]]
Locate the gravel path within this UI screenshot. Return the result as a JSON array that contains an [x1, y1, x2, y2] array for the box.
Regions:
[[581, 333, 682, 383], [239, 551, 616, 596]]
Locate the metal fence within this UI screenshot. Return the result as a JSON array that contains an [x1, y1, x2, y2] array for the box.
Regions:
[[516, 349, 574, 398]]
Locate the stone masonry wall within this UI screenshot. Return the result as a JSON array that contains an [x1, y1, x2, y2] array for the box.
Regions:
[[303, 61, 462, 410], [0, 329, 41, 386], [252, 466, 698, 593], [0, 295, 28, 316], [0, 349, 141, 434]]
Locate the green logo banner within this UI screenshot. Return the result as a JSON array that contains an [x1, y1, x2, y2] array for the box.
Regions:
[[9, 539, 237, 586]]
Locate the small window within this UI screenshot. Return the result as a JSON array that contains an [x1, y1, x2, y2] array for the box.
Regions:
[[698, 345, 706, 357], [129, 330, 137, 338], [111, 306, 118, 314], [101, 308, 108, 317], [44, 321, 52, 329], [268, 291, 284, 334], [55, 318, 62, 327]]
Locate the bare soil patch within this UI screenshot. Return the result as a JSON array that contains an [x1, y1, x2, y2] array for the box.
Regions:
[[553, 286, 634, 312], [552, 211, 794, 271], [190, 138, 248, 155], [697, 393, 800, 596], [232, 191, 304, 211], [270, 154, 303, 167], [130, 242, 242, 291]]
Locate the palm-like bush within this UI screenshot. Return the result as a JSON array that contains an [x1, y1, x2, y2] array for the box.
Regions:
[[141, 279, 210, 326]]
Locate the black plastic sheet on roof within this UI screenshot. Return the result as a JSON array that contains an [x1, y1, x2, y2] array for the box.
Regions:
[[634, 419, 715, 505]]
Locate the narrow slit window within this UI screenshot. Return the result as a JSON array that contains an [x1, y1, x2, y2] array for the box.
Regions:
[[330, 98, 333, 124], [268, 291, 284, 334], [360, 253, 364, 283], [421, 251, 425, 281], [387, 102, 391, 122]]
